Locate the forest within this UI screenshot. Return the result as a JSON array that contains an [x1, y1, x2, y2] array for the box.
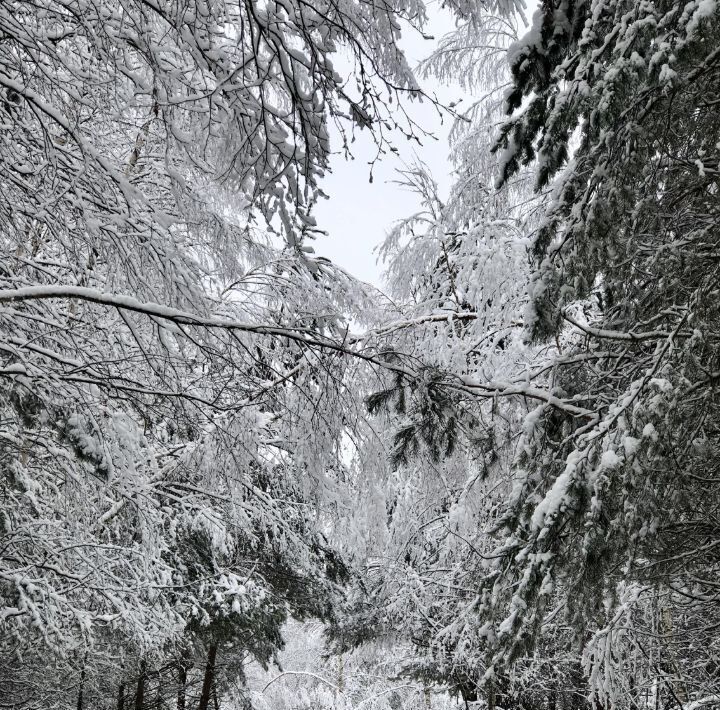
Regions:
[[0, 0, 718, 709]]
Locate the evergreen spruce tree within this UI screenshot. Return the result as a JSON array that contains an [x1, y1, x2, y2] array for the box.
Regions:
[[482, 1, 720, 706]]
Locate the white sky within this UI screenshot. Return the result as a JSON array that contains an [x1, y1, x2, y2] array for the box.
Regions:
[[314, 5, 462, 286]]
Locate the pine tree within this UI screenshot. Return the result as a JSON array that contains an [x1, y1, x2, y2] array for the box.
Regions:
[[482, 0, 720, 705]]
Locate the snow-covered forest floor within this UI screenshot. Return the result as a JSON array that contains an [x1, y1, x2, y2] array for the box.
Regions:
[[1, 1, 719, 710]]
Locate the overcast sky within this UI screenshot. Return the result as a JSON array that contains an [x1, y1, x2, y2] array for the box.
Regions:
[[313, 4, 462, 287]]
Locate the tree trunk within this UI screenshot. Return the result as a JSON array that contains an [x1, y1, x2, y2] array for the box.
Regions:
[[117, 681, 126, 710], [661, 606, 688, 705], [177, 664, 186, 710], [156, 674, 164, 710], [197, 644, 217, 710], [487, 679, 495, 710], [76, 665, 86, 710], [135, 660, 147, 710]]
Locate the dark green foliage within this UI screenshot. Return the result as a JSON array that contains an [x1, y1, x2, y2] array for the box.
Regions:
[[477, 3, 720, 705], [366, 368, 467, 469]]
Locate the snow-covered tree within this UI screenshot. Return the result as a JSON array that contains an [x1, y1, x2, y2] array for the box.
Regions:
[[478, 1, 720, 707], [331, 2, 720, 709], [327, 8, 552, 707], [0, 0, 441, 706]]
